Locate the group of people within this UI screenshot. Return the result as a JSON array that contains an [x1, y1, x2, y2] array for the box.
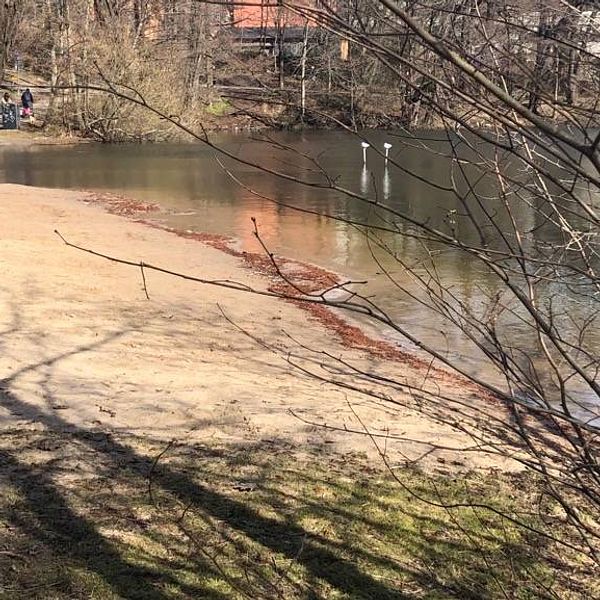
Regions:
[[1, 88, 35, 119]]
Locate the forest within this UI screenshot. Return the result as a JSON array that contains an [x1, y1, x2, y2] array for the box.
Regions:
[[0, 2, 598, 598], [2, 1, 600, 139]]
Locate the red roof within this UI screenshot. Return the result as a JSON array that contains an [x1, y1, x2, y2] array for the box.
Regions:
[[233, 1, 312, 28]]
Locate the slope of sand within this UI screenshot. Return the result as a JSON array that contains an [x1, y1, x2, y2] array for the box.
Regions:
[[0, 183, 509, 470]]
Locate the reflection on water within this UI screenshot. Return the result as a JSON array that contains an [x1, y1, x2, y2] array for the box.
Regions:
[[383, 168, 391, 201], [0, 131, 464, 270], [0, 130, 597, 412], [360, 166, 369, 196]]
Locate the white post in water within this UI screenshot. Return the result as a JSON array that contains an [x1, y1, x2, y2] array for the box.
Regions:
[[361, 141, 370, 165], [384, 142, 392, 163]]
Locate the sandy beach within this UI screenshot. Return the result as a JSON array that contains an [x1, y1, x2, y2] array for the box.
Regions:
[[0, 183, 590, 600], [0, 182, 507, 470]]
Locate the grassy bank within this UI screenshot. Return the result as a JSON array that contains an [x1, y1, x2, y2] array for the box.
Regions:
[[0, 430, 592, 599]]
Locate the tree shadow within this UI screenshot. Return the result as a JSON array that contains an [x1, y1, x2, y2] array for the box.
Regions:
[[0, 315, 567, 599], [0, 327, 418, 598], [0, 449, 233, 600]]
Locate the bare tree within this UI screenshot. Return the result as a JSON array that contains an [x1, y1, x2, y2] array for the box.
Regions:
[[0, 0, 20, 81], [18, 0, 600, 593]]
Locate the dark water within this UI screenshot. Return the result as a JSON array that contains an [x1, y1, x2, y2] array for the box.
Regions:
[[1, 131, 597, 413]]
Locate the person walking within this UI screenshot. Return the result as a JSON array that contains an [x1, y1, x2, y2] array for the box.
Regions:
[[21, 88, 33, 118]]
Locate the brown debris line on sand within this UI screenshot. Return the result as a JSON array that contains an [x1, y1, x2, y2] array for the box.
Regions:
[[2, 182, 519, 471], [135, 218, 491, 397], [77, 189, 504, 405], [84, 191, 160, 217], [64, 187, 497, 401]]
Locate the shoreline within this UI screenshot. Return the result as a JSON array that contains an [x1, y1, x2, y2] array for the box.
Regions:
[[0, 127, 91, 146], [0, 183, 512, 472], [0, 128, 505, 409], [85, 190, 492, 396]]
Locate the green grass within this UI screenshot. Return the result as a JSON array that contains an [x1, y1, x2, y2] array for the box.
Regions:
[[204, 100, 232, 117], [0, 431, 593, 599]]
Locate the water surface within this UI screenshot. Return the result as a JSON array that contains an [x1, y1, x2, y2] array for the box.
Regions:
[[1, 130, 597, 414]]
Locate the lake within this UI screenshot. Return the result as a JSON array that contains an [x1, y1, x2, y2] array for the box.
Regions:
[[1, 130, 597, 417]]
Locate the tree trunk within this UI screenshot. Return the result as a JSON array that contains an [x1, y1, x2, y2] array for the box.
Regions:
[[0, 0, 19, 81], [44, 0, 60, 125], [277, 2, 285, 89], [529, 7, 551, 114], [300, 21, 308, 121]]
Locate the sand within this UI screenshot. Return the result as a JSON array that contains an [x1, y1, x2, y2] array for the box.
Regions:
[[0, 183, 511, 471]]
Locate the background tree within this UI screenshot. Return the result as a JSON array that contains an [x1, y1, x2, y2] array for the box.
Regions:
[[0, 0, 20, 81], [68, 0, 600, 576], [6, 0, 600, 593]]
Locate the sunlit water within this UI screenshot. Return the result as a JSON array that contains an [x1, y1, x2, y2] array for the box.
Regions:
[[1, 130, 597, 417]]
